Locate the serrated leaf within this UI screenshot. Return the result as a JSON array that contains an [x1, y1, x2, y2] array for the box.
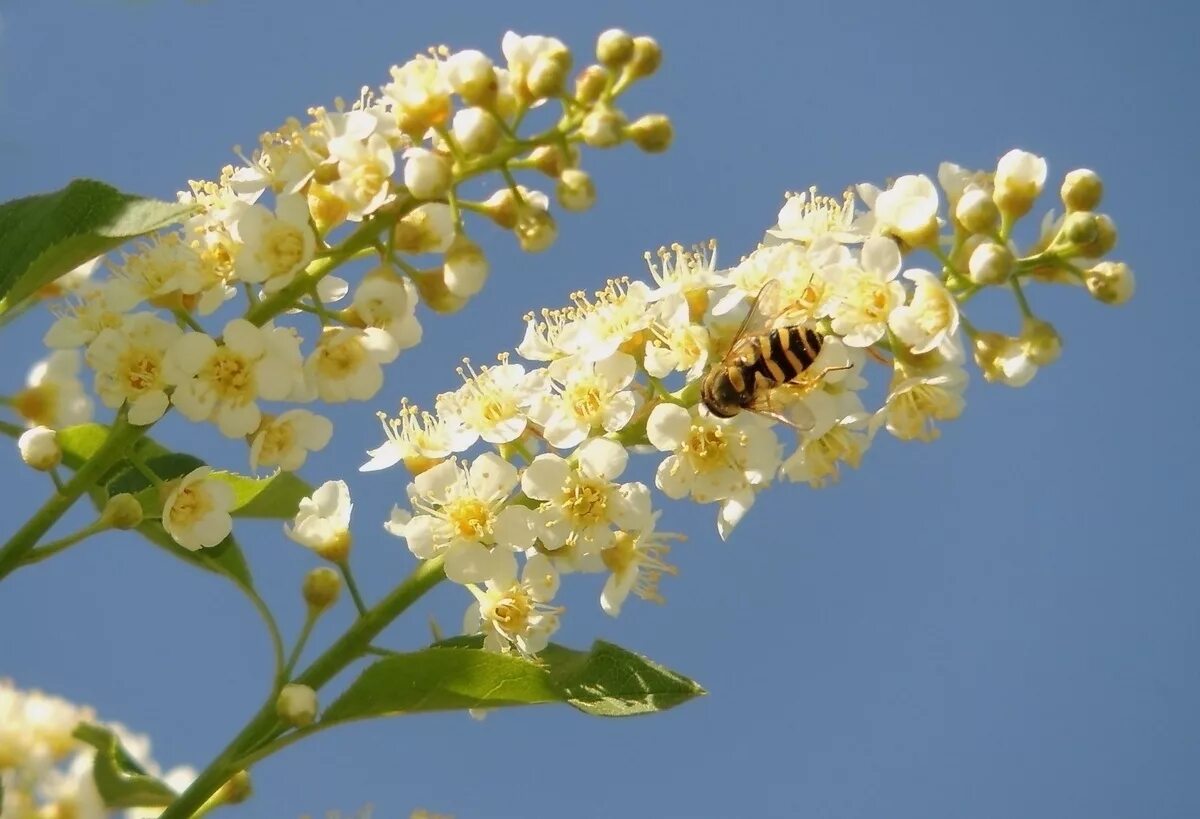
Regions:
[[210, 469, 312, 519], [323, 640, 704, 724], [0, 179, 195, 317], [72, 723, 178, 809]]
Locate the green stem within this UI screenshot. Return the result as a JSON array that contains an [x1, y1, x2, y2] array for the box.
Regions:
[[0, 419, 23, 438], [244, 586, 286, 689], [157, 556, 445, 819], [1011, 277, 1035, 318], [17, 519, 109, 567], [172, 309, 206, 333], [283, 609, 318, 679], [338, 561, 368, 617], [0, 414, 144, 581]]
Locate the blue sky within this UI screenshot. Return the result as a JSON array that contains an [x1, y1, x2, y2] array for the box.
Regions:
[[2, 1, 1199, 818]]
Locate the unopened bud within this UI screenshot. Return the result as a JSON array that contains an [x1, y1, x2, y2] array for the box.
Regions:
[[443, 235, 489, 297], [628, 114, 673, 153], [954, 187, 999, 234], [18, 426, 60, 471], [215, 771, 253, 806], [101, 493, 144, 530], [528, 144, 576, 178], [445, 49, 497, 107], [1079, 214, 1116, 258], [526, 49, 572, 99], [1060, 168, 1103, 212], [629, 36, 662, 78], [516, 208, 557, 253], [556, 169, 596, 212], [1084, 261, 1135, 305], [580, 105, 627, 148], [402, 148, 451, 200], [575, 65, 609, 104], [1020, 317, 1062, 366], [412, 268, 469, 314], [451, 107, 500, 155], [596, 29, 635, 68], [276, 684, 318, 727], [993, 148, 1048, 219], [306, 184, 349, 234], [393, 203, 455, 254], [967, 241, 1013, 285], [1061, 210, 1099, 247], [302, 566, 341, 611], [480, 188, 520, 229]]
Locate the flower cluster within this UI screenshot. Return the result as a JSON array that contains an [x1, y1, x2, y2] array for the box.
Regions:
[[8, 29, 670, 554], [359, 149, 1132, 655], [0, 678, 194, 819]]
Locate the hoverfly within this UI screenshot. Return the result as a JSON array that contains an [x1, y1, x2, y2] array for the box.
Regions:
[[700, 278, 850, 430]]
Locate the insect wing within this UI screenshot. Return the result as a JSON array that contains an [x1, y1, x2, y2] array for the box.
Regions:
[[743, 387, 817, 432], [721, 279, 786, 365]]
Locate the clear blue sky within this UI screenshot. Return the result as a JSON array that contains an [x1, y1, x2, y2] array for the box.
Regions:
[[2, 1, 1198, 817]]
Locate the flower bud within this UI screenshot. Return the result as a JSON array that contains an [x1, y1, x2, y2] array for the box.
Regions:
[[480, 187, 520, 229], [1019, 317, 1062, 366], [101, 493, 144, 530], [556, 169, 596, 212], [393, 203, 455, 254], [445, 49, 497, 107], [1078, 214, 1116, 258], [402, 148, 451, 200], [1084, 261, 1135, 305], [528, 144, 575, 178], [302, 566, 342, 612], [575, 65, 609, 104], [451, 107, 500, 155], [629, 36, 663, 78], [412, 268, 469, 314], [516, 208, 557, 253], [596, 28, 635, 68], [954, 187, 999, 234], [1060, 168, 1103, 212], [967, 241, 1013, 285], [18, 426, 60, 471], [526, 49, 572, 99], [216, 771, 253, 806], [1061, 210, 1099, 247], [443, 235, 489, 297], [276, 684, 318, 728], [993, 148, 1047, 219], [627, 114, 673, 153], [970, 330, 1009, 382], [580, 105, 627, 148]]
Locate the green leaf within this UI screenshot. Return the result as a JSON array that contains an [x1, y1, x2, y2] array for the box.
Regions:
[[0, 179, 195, 317], [210, 469, 313, 519], [72, 723, 178, 809], [323, 640, 704, 723]]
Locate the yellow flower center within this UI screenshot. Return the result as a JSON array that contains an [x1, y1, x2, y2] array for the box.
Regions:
[[316, 336, 366, 379], [601, 530, 638, 574], [258, 418, 296, 461], [348, 161, 387, 203], [264, 224, 305, 278], [445, 497, 493, 539], [562, 476, 609, 525], [489, 587, 532, 634], [202, 348, 255, 404], [168, 482, 215, 529], [915, 291, 953, 335], [564, 380, 603, 422], [118, 347, 164, 395], [682, 423, 728, 472]]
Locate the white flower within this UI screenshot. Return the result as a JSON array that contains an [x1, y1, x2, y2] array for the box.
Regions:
[[780, 392, 871, 487], [13, 350, 93, 429], [501, 31, 568, 100], [599, 517, 681, 617], [385, 453, 534, 584], [393, 203, 455, 254], [765, 187, 866, 245], [872, 362, 968, 441], [350, 272, 422, 350], [327, 130, 396, 221], [712, 241, 807, 316], [856, 174, 940, 247], [18, 426, 60, 471], [994, 148, 1048, 207], [113, 232, 207, 305], [887, 269, 960, 355], [361, 400, 475, 472], [232, 194, 317, 292], [827, 236, 907, 347], [0, 678, 96, 768], [163, 466, 234, 550], [516, 305, 581, 362], [36, 255, 103, 299], [165, 320, 303, 437], [644, 296, 711, 381], [521, 438, 651, 555], [560, 279, 655, 363], [937, 161, 992, 207], [304, 327, 398, 403], [384, 54, 452, 135], [285, 480, 352, 560], [44, 281, 139, 349], [249, 410, 334, 472], [86, 313, 182, 425], [438, 358, 544, 446], [526, 353, 639, 449], [463, 553, 562, 655], [443, 236, 489, 298], [643, 240, 722, 314], [646, 403, 781, 540], [444, 49, 496, 102], [402, 148, 451, 199]]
